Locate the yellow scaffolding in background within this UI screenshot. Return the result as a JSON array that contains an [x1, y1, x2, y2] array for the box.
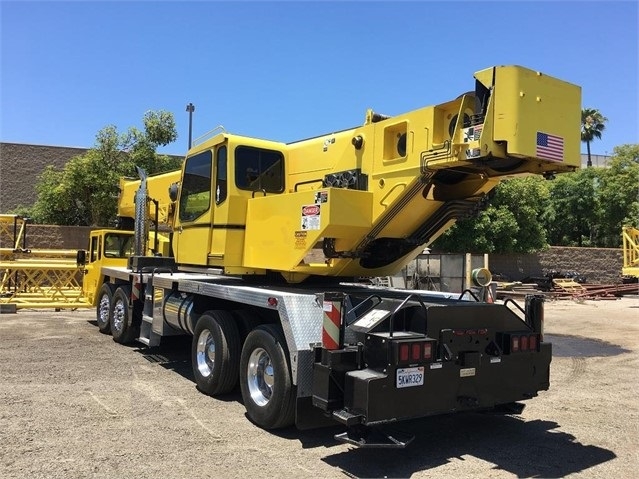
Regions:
[[622, 226, 639, 279], [0, 215, 92, 310]]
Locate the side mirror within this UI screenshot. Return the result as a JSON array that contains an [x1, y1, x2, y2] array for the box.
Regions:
[[169, 182, 179, 202], [76, 249, 87, 266]]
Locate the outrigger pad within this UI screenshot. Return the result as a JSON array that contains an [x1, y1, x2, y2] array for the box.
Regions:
[[335, 425, 414, 449]]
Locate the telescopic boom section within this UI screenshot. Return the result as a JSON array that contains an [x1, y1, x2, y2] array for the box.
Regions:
[[171, 65, 580, 282]]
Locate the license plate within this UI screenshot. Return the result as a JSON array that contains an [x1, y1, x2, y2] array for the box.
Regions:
[[396, 367, 424, 388]]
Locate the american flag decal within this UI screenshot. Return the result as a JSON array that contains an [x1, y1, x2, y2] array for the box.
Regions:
[[536, 132, 564, 161]]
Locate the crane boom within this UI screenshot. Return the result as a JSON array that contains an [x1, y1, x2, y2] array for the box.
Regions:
[[171, 65, 580, 282]]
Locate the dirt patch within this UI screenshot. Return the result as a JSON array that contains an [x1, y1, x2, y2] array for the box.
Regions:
[[1, 296, 637, 478]]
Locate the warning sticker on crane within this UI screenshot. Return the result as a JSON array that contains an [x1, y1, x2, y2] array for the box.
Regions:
[[301, 204, 321, 230], [294, 231, 307, 249], [463, 124, 483, 142]]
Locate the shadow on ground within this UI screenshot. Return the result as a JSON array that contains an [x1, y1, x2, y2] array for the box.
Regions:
[[318, 413, 615, 478], [546, 333, 631, 357]]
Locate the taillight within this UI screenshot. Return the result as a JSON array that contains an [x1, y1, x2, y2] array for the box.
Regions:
[[511, 336, 520, 353], [397, 341, 434, 364], [423, 342, 432, 360], [399, 343, 410, 362], [411, 343, 421, 361], [507, 333, 539, 353]]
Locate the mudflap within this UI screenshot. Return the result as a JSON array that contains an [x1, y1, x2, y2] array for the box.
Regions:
[[335, 424, 414, 449]]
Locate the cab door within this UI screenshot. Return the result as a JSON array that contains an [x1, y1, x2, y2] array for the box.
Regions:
[[173, 149, 213, 266]]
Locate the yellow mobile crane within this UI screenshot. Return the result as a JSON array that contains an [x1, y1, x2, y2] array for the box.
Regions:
[[81, 65, 581, 447]]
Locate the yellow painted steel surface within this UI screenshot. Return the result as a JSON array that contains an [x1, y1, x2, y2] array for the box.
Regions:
[[622, 226, 639, 278], [0, 214, 27, 251], [80, 229, 133, 305], [0, 226, 135, 309], [0, 258, 91, 309], [0, 215, 91, 308], [118, 169, 181, 224], [172, 65, 581, 281]]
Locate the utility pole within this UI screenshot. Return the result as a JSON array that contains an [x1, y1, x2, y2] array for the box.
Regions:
[[186, 102, 195, 149]]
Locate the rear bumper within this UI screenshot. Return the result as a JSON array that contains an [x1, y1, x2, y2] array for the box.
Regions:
[[341, 343, 551, 425]]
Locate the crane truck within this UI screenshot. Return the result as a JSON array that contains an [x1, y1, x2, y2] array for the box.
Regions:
[[79, 65, 581, 447]]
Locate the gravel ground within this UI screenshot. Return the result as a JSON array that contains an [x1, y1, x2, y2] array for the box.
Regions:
[[1, 296, 637, 478]]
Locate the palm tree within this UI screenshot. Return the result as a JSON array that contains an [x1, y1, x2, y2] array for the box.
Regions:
[[581, 108, 608, 167]]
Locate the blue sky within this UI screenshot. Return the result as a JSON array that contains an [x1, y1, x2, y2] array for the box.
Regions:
[[1, 1, 637, 157]]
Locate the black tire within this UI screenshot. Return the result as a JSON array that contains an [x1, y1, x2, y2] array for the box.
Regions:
[[239, 324, 295, 430], [110, 286, 139, 344], [232, 309, 262, 345], [192, 311, 241, 395], [96, 283, 115, 334]]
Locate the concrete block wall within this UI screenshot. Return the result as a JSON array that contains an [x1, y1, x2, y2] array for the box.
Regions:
[[1, 223, 91, 251], [22, 225, 92, 250], [0, 143, 88, 212], [489, 247, 624, 284]]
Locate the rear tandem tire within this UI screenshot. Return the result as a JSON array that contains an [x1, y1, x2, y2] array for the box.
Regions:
[[239, 324, 295, 430], [192, 311, 241, 396], [110, 286, 139, 344], [96, 283, 115, 334]]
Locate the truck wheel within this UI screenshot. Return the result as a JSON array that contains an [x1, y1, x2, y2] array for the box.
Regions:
[[96, 283, 115, 334], [232, 309, 261, 344], [110, 286, 138, 344], [240, 324, 295, 429], [192, 311, 241, 395]]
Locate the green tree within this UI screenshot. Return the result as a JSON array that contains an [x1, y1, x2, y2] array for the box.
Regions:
[[30, 110, 181, 226], [596, 144, 639, 246], [581, 108, 608, 168], [432, 177, 551, 253], [545, 168, 601, 246]]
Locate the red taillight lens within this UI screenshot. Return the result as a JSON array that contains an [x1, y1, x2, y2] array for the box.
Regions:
[[511, 336, 520, 353], [411, 343, 421, 361], [399, 343, 410, 362], [529, 335, 538, 351], [423, 342, 432, 360], [520, 335, 529, 351]]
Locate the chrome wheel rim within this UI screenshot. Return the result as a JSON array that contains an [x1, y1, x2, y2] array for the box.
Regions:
[[98, 294, 110, 326], [112, 299, 126, 332], [247, 347, 274, 407], [196, 329, 215, 378]]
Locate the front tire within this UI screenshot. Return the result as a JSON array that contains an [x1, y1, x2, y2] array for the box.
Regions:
[[96, 283, 115, 334], [192, 311, 241, 395], [240, 324, 295, 429]]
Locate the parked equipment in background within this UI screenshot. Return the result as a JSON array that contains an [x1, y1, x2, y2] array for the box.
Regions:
[[622, 226, 639, 283]]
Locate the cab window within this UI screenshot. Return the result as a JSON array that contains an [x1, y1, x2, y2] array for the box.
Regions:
[[216, 146, 228, 205], [104, 233, 134, 258], [90, 236, 100, 262], [235, 146, 284, 193], [179, 150, 212, 221]]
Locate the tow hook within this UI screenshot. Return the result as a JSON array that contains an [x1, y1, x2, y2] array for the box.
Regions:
[[334, 424, 414, 449]]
